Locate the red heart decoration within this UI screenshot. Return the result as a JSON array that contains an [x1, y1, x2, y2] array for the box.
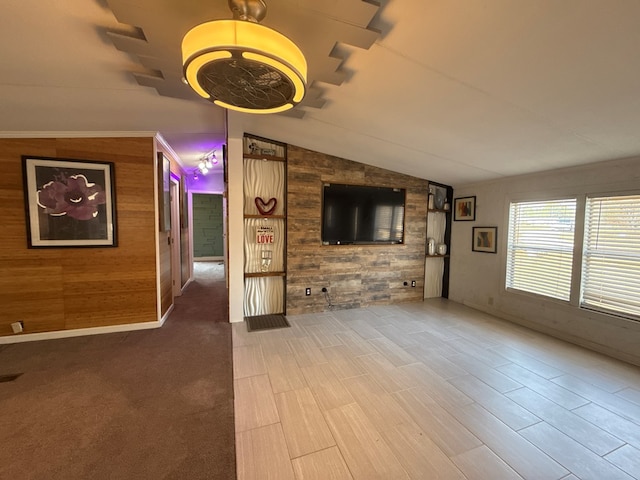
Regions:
[[255, 197, 277, 216]]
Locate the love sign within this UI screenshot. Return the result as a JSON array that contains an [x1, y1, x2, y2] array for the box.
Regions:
[[256, 225, 275, 244]]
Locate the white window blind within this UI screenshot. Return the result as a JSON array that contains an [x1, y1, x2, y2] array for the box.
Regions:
[[506, 199, 577, 300], [581, 194, 640, 320]]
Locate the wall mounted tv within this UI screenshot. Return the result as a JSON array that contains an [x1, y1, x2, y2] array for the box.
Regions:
[[321, 183, 406, 245]]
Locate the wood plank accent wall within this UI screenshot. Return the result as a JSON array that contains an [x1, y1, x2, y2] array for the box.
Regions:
[[0, 137, 158, 336], [286, 144, 428, 315]]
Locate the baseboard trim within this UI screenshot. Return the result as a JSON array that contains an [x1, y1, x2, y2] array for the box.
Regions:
[[0, 307, 174, 344], [194, 257, 224, 262], [461, 300, 640, 367], [181, 278, 193, 291]]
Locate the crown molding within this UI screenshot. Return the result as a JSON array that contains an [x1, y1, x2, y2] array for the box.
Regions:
[[0, 130, 187, 170], [0, 131, 158, 139], [155, 132, 185, 169]]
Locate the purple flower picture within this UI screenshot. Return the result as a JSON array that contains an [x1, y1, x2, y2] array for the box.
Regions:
[[37, 174, 107, 220], [23, 157, 117, 247]]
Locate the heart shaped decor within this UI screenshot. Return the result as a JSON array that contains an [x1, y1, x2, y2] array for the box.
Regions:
[[255, 197, 277, 216]]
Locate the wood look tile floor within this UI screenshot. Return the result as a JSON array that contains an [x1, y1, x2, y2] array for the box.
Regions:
[[232, 299, 640, 480]]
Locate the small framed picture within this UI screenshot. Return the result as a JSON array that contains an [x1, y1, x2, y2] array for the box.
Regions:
[[454, 196, 476, 221], [22, 156, 117, 247], [180, 174, 188, 229], [158, 152, 171, 232], [472, 226, 497, 253]]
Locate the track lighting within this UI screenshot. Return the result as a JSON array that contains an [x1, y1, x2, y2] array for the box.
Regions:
[[194, 149, 219, 178]]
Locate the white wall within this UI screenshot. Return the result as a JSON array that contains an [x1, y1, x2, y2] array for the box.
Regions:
[[449, 156, 640, 366], [187, 170, 224, 193], [227, 112, 247, 323]]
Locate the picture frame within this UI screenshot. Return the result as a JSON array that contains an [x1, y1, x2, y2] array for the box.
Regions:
[[158, 152, 171, 232], [222, 144, 228, 184], [472, 226, 498, 253], [22, 156, 117, 248], [454, 195, 476, 221], [180, 174, 188, 228]]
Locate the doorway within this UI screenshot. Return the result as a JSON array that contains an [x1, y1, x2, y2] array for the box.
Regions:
[[191, 193, 224, 262], [186, 182, 228, 321]]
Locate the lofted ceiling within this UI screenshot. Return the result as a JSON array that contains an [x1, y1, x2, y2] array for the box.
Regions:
[[2, 0, 640, 186]]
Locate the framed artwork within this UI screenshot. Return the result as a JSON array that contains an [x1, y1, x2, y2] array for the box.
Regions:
[[454, 196, 476, 221], [472, 226, 497, 253], [22, 156, 117, 247], [180, 174, 188, 228], [222, 144, 228, 184], [158, 152, 171, 231]]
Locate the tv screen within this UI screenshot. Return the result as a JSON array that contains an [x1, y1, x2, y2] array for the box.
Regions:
[[321, 183, 406, 245]]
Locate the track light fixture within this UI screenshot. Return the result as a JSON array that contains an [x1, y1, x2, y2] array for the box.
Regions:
[[194, 150, 219, 179]]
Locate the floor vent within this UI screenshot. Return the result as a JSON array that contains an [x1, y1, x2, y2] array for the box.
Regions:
[[245, 314, 290, 332], [0, 373, 23, 383]]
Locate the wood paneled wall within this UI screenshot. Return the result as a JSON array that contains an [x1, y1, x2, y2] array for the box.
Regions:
[[286, 145, 428, 315], [0, 137, 158, 336]]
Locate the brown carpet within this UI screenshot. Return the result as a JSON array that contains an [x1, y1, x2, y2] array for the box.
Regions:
[[0, 262, 235, 480]]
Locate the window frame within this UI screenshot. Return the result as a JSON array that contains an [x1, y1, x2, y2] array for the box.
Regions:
[[579, 192, 640, 321], [502, 189, 640, 323], [504, 195, 579, 304]]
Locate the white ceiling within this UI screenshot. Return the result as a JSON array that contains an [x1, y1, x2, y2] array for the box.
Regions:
[[2, 0, 640, 186]]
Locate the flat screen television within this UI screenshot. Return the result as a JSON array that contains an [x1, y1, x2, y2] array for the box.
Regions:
[[321, 183, 406, 245]]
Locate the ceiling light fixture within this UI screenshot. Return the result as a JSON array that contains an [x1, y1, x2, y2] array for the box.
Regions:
[[182, 0, 307, 114], [195, 150, 219, 177]]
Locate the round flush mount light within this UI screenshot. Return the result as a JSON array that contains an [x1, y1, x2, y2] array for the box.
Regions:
[[182, 0, 307, 114]]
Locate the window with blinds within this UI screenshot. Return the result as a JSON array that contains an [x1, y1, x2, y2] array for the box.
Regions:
[[581, 194, 640, 320], [506, 199, 577, 300]]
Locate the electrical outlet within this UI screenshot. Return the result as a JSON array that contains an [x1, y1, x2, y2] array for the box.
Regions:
[[411, 280, 416, 287], [322, 287, 328, 292], [305, 287, 311, 296], [403, 281, 408, 286]]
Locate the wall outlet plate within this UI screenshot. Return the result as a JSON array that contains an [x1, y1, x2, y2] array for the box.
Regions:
[[305, 288, 311, 296], [411, 280, 416, 287]]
